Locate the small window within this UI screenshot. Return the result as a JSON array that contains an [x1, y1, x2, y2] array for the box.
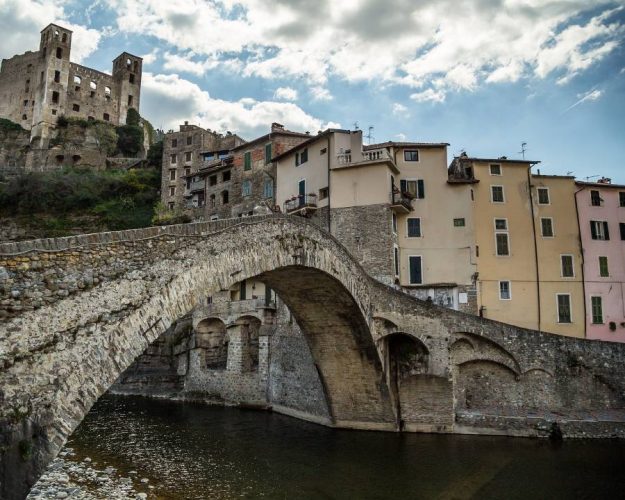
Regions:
[[23, 99, 29, 107], [491, 185, 504, 203], [223, 171, 231, 182], [129, 73, 135, 84], [52, 91, 59, 104], [590, 220, 609, 240], [169, 186, 175, 196], [265, 143, 272, 164], [21, 114, 27, 120], [407, 218, 421, 237], [404, 150, 419, 162], [400, 179, 425, 199], [264, 179, 274, 198], [170, 154, 177, 164], [185, 168, 191, 177], [54, 70, 60, 83], [489, 164, 501, 175], [90, 91, 95, 98], [169, 169, 176, 181], [72, 104, 80, 112], [51, 109, 57, 115], [209, 194, 216, 207], [244, 151, 251, 170], [495, 219, 508, 230], [394, 247, 399, 277], [453, 218, 465, 227], [242, 180, 252, 197], [499, 281, 511, 300], [496, 233, 509, 256], [56, 47, 63, 59], [62, 33, 67, 43], [187, 135, 192, 145], [105, 86, 111, 97], [90, 81, 97, 90], [620, 192, 625, 207], [599, 256, 609, 277], [185, 152, 192, 162], [590, 190, 602, 206], [561, 255, 574, 278], [392, 212, 398, 233], [168, 202, 175, 210], [591, 296, 603, 324], [319, 187, 329, 200], [295, 148, 308, 166], [409, 256, 422, 284], [222, 190, 229, 204], [209, 175, 217, 186], [103, 113, 110, 122], [128, 95, 133, 106], [172, 139, 178, 148], [126, 58, 132, 67], [25, 79, 30, 91], [557, 294, 572, 323], [541, 218, 554, 237], [74, 75, 81, 85], [320, 148, 327, 155], [537, 187, 550, 204]]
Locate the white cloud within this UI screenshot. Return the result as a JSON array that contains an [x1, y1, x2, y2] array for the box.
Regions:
[[410, 88, 446, 103], [395, 133, 407, 141], [392, 103, 409, 116], [141, 72, 338, 138], [563, 88, 603, 113], [274, 86, 298, 101], [310, 87, 333, 101], [141, 48, 159, 65]]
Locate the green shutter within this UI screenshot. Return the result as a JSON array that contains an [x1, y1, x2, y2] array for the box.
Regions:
[[265, 143, 272, 164], [417, 179, 425, 198], [244, 151, 251, 170]]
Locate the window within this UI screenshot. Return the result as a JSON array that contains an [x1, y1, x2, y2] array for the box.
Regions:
[[204, 152, 214, 161], [209, 194, 216, 208], [209, 175, 217, 186], [90, 81, 97, 90], [222, 190, 229, 204], [170, 154, 177, 164], [404, 150, 419, 162], [495, 218, 508, 230], [168, 202, 175, 210], [599, 256, 609, 277], [407, 218, 421, 237], [25, 79, 30, 92], [185, 168, 191, 177], [21, 114, 27, 120], [453, 218, 465, 227], [620, 192, 625, 207], [495, 218, 509, 256], [319, 187, 329, 200], [264, 179, 274, 198], [400, 179, 425, 199], [187, 136, 192, 146], [541, 217, 554, 237], [320, 148, 327, 155], [219, 151, 229, 159], [490, 164, 502, 175], [172, 139, 178, 148], [537, 187, 550, 204], [393, 246, 399, 277], [169, 169, 176, 181], [51, 91, 59, 104], [103, 113, 109, 122], [223, 171, 231, 182], [72, 104, 80, 112], [128, 95, 133, 106], [561, 255, 574, 278], [185, 152, 192, 162], [590, 220, 609, 240], [169, 186, 175, 196], [242, 180, 252, 197], [244, 151, 251, 170], [56, 47, 62, 59], [62, 33, 67, 43], [557, 294, 572, 323], [620, 222, 625, 240], [409, 256, 422, 284], [54, 70, 60, 83], [74, 75, 81, 85], [129, 73, 135, 84], [491, 185, 504, 203], [23, 100, 28, 107], [392, 213, 397, 233], [499, 281, 511, 300], [590, 190, 602, 206], [265, 143, 272, 164], [90, 91, 95, 98], [591, 296, 603, 324], [295, 148, 308, 166]]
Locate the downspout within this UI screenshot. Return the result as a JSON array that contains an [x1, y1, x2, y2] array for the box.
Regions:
[[574, 187, 587, 338], [528, 166, 541, 332], [326, 135, 331, 233]]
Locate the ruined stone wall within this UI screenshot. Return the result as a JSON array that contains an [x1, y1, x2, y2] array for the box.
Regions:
[[0, 127, 31, 178], [0, 51, 39, 129], [65, 64, 119, 124]]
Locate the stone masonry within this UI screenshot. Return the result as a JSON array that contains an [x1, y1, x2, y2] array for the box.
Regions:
[[1, 215, 625, 499]]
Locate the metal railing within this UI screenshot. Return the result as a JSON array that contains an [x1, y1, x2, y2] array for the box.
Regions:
[[391, 190, 414, 211], [284, 194, 318, 213]]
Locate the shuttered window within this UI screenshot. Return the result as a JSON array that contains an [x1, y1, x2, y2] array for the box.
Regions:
[[409, 256, 422, 284]]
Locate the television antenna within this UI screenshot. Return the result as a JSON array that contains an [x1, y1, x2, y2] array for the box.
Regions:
[[584, 175, 600, 181], [518, 142, 527, 160], [365, 126, 374, 145], [353, 122, 360, 131]]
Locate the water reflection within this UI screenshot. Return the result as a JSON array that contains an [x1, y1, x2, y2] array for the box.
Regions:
[[67, 395, 625, 499]]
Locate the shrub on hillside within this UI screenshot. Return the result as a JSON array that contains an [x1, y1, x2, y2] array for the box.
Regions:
[[116, 125, 144, 157]]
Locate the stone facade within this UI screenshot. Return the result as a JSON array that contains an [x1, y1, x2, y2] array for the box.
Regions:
[[2, 215, 625, 499], [0, 24, 142, 145]]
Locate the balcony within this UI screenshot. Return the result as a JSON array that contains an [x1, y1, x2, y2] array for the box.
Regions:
[[390, 189, 414, 213], [336, 148, 394, 166], [284, 194, 318, 217], [183, 178, 205, 198]]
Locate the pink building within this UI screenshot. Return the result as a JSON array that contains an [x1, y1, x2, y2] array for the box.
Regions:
[[576, 180, 625, 342]]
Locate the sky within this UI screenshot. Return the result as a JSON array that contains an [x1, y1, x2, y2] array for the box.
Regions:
[[1, 0, 625, 180]]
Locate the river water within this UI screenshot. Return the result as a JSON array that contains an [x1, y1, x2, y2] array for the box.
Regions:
[[52, 394, 625, 499]]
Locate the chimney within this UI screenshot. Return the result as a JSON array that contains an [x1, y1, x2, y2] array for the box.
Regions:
[[271, 122, 285, 132], [184, 121, 188, 126]]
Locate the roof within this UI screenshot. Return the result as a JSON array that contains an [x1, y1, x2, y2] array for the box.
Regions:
[[271, 128, 352, 162], [231, 129, 311, 152], [455, 156, 540, 165], [575, 181, 625, 189], [364, 141, 449, 150], [42, 23, 73, 33]]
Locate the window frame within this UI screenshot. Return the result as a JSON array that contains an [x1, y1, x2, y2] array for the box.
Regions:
[[264, 143, 272, 165], [590, 220, 609, 240], [393, 245, 399, 278], [490, 185, 505, 203], [560, 254, 575, 278], [453, 218, 466, 227], [406, 217, 422, 238], [403, 150, 419, 162], [489, 164, 502, 176], [590, 190, 602, 207], [408, 255, 423, 285], [556, 293, 572, 324], [242, 179, 252, 197], [540, 217, 554, 238], [591, 296, 603, 324], [537, 187, 550, 205], [619, 192, 625, 207], [599, 256, 609, 277], [499, 280, 511, 300], [244, 151, 252, 171]]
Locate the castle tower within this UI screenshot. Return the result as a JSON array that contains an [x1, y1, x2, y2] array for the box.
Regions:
[[31, 23, 72, 145], [112, 52, 142, 125]]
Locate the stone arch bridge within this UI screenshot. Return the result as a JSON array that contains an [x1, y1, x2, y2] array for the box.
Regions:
[[1, 214, 625, 499]]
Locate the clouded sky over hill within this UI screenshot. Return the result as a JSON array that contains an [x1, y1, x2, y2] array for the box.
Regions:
[[1, 0, 624, 180]]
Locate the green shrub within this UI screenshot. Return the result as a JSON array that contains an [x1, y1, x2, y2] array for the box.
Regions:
[[126, 108, 141, 126], [147, 140, 163, 168], [0, 118, 24, 132], [116, 125, 144, 157]]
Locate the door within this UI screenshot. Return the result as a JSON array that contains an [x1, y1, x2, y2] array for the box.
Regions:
[[298, 179, 306, 206]]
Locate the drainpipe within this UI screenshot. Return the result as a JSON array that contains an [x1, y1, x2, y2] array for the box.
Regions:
[[574, 186, 588, 338], [326, 135, 331, 233], [528, 165, 541, 332]]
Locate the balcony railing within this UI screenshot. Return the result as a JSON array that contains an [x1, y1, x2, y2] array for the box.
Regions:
[[337, 153, 352, 164], [284, 194, 318, 215], [390, 189, 414, 213], [363, 148, 391, 161], [184, 179, 205, 197]]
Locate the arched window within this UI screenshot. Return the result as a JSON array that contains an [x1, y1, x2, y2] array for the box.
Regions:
[[73, 75, 81, 85], [90, 81, 97, 90]]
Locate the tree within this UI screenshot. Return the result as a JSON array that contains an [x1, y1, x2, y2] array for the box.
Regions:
[[126, 108, 141, 126], [92, 122, 118, 156], [146, 140, 163, 168], [116, 125, 144, 157]]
